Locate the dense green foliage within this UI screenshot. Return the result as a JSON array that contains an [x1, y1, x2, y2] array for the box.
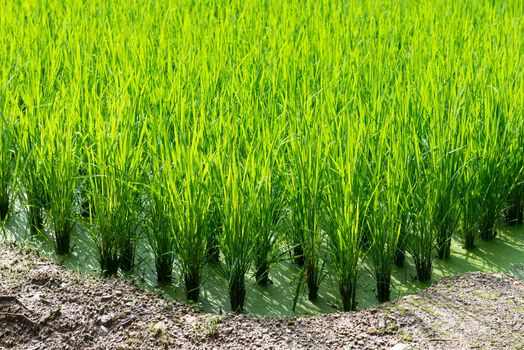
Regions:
[[0, 0, 523, 312]]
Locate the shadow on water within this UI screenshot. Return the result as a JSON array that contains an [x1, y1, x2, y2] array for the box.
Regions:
[[2, 203, 523, 317]]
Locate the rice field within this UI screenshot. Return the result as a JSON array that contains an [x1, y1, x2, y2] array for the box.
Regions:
[[0, 0, 523, 314]]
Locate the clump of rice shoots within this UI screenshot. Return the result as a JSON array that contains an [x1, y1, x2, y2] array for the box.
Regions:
[[215, 146, 256, 313], [324, 122, 365, 311], [86, 114, 145, 276], [0, 82, 11, 222], [407, 181, 434, 282], [86, 153, 120, 276], [0, 113, 15, 223], [23, 142, 48, 238], [404, 129, 434, 282], [0, 185, 8, 222], [452, 103, 482, 250], [164, 117, 212, 302], [206, 204, 222, 264], [458, 146, 480, 250], [476, 100, 509, 241], [504, 131, 524, 225], [114, 124, 145, 273], [144, 181, 175, 283], [429, 138, 462, 260], [393, 124, 419, 268], [143, 111, 176, 284], [26, 185, 46, 236], [288, 129, 328, 302], [367, 196, 401, 303], [78, 165, 95, 219], [393, 150, 417, 268], [408, 216, 433, 282], [366, 128, 403, 302], [251, 137, 286, 286], [505, 160, 524, 225], [39, 116, 80, 255], [393, 217, 409, 268], [415, 97, 463, 273], [15, 104, 47, 236], [422, 80, 463, 259], [252, 173, 285, 286], [503, 113, 524, 225], [505, 181, 524, 225]]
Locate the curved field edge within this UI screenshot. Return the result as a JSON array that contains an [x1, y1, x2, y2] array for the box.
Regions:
[[1, 242, 524, 350]]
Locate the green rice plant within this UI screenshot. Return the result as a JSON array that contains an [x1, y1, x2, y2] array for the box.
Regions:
[[393, 152, 416, 269], [119, 175, 143, 271], [507, 185, 524, 225], [250, 131, 286, 286], [78, 160, 96, 220], [16, 105, 48, 237], [367, 188, 402, 302], [206, 204, 222, 264], [145, 185, 174, 283], [0, 113, 15, 223], [86, 111, 145, 276], [391, 114, 420, 269], [365, 126, 402, 303], [427, 134, 462, 259], [287, 128, 328, 302], [114, 134, 144, 273], [459, 171, 480, 250], [213, 144, 257, 313], [407, 214, 433, 282], [476, 154, 505, 241], [446, 85, 480, 251], [384, 115, 434, 283], [409, 83, 463, 261], [23, 167, 46, 236], [162, 116, 212, 302], [251, 170, 286, 286], [86, 176, 120, 276], [406, 133, 434, 282], [38, 113, 80, 255], [506, 194, 524, 224], [458, 134, 481, 250], [504, 120, 524, 225], [0, 61, 12, 224], [393, 214, 410, 268], [324, 121, 366, 311], [475, 97, 510, 241]]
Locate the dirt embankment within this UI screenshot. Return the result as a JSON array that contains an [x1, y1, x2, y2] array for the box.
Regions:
[[1, 242, 523, 350]]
